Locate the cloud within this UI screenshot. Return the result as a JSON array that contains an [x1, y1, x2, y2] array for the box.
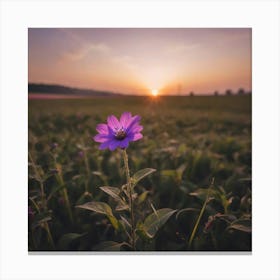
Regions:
[[63, 43, 111, 61], [112, 55, 139, 71]]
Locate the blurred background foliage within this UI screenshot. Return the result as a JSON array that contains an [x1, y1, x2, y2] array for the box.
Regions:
[[28, 95, 251, 251]]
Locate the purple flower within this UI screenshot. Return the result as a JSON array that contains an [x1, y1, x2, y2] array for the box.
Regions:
[[50, 142, 58, 150], [93, 112, 143, 151], [78, 151, 84, 158]]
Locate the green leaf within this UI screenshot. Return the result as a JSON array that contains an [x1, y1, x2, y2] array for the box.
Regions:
[[189, 188, 209, 200], [115, 200, 129, 211], [75, 192, 93, 205], [119, 216, 131, 238], [31, 212, 52, 229], [108, 216, 120, 231], [47, 184, 66, 201], [76, 201, 113, 216], [136, 191, 150, 205], [100, 186, 121, 201], [120, 215, 131, 229], [141, 208, 177, 238], [136, 222, 151, 240], [131, 168, 156, 186], [189, 188, 218, 201], [160, 169, 177, 178], [176, 208, 200, 219], [121, 184, 137, 201], [93, 241, 128, 251], [76, 201, 119, 230], [216, 214, 237, 223], [57, 233, 85, 250], [227, 219, 251, 233], [176, 164, 187, 179]]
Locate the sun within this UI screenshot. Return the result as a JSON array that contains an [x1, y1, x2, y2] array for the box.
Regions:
[[151, 89, 159, 97]]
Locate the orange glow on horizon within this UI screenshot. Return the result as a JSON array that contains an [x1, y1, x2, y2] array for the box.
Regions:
[[151, 89, 159, 96], [28, 28, 252, 95]]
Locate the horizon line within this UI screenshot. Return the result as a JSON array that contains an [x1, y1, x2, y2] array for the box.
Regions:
[[28, 82, 252, 96]]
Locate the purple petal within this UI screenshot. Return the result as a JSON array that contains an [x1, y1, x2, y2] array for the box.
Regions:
[[93, 134, 110, 143], [108, 140, 120, 151], [99, 140, 111, 150], [126, 115, 141, 133], [96, 123, 108, 134], [120, 112, 132, 128], [129, 115, 141, 126], [130, 133, 143, 141], [107, 115, 121, 130], [128, 124, 143, 134], [119, 137, 130, 149]]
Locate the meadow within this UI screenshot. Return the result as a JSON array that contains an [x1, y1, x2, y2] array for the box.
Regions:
[[28, 95, 251, 251]]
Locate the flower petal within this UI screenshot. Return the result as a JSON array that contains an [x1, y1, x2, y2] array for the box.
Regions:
[[107, 115, 121, 130], [120, 112, 132, 128], [96, 123, 109, 134], [126, 115, 141, 132], [108, 140, 120, 151], [119, 137, 130, 149], [130, 133, 143, 142], [99, 140, 111, 150], [93, 134, 111, 143], [129, 124, 143, 134]]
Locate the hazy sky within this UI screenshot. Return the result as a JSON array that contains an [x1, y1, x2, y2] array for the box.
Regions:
[[28, 28, 251, 95]]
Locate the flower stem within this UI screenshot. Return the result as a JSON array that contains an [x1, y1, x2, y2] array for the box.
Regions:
[[122, 149, 136, 250], [188, 178, 214, 250], [44, 222, 55, 249], [57, 172, 73, 224]]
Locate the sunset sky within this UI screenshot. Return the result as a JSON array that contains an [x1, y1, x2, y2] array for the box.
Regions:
[[28, 28, 251, 95]]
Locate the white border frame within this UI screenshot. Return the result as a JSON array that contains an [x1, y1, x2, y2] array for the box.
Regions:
[[1, 0, 280, 279]]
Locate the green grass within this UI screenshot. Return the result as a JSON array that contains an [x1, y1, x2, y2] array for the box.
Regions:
[[28, 95, 251, 251]]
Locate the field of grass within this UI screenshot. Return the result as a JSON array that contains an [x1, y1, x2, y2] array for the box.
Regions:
[[28, 95, 251, 251]]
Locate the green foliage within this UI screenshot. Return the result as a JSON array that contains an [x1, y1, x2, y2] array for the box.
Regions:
[[131, 168, 156, 187], [28, 95, 251, 251], [93, 241, 129, 251], [99, 186, 121, 200], [227, 218, 251, 233], [31, 212, 52, 229], [138, 208, 177, 239], [76, 201, 120, 231], [57, 233, 85, 250]]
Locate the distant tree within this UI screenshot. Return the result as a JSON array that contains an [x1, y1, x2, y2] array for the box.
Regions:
[[238, 88, 245, 95], [189, 91, 194, 97], [214, 90, 219, 96], [225, 89, 232, 96]]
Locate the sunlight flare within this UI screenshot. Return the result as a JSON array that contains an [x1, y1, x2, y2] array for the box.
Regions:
[[151, 89, 159, 97]]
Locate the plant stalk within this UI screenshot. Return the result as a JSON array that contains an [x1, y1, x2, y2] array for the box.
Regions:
[[188, 178, 214, 250], [52, 154, 73, 223], [83, 150, 90, 193], [122, 149, 136, 250], [44, 222, 55, 249], [57, 171, 73, 223], [81, 139, 91, 194]]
